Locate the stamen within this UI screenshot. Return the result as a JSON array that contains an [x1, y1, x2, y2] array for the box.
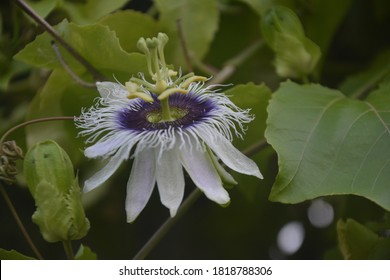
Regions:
[[136, 38, 154, 78], [168, 69, 178, 78], [129, 77, 154, 91], [127, 92, 153, 103], [175, 72, 195, 85], [125, 81, 153, 102], [180, 76, 208, 89], [158, 88, 188, 100], [157, 33, 169, 72]]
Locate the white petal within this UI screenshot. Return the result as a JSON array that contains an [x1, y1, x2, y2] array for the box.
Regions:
[[208, 149, 237, 186], [125, 148, 156, 223], [180, 141, 230, 205], [155, 147, 185, 217], [83, 144, 132, 192], [96, 81, 128, 101], [198, 129, 263, 179], [84, 133, 132, 158]]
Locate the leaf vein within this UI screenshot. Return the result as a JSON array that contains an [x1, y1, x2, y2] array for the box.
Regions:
[[350, 130, 387, 192], [318, 108, 374, 191], [283, 96, 344, 190], [365, 102, 390, 136]]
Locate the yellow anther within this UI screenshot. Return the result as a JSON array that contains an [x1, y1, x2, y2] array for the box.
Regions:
[[168, 69, 178, 77], [158, 88, 188, 100], [127, 91, 154, 103], [126, 81, 153, 102], [180, 76, 208, 89], [125, 81, 139, 92]]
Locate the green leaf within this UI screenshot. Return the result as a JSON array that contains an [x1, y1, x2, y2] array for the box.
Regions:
[[155, 0, 219, 68], [25, 0, 57, 19], [337, 218, 390, 259], [265, 81, 390, 210], [14, 20, 147, 77], [25, 0, 130, 24], [61, 0, 130, 25], [99, 10, 159, 53], [75, 244, 97, 260], [0, 248, 35, 260]]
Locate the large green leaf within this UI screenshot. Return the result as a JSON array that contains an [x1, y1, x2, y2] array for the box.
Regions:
[[99, 10, 158, 53], [61, 0, 130, 25], [25, 0, 57, 19], [25, 0, 130, 25], [155, 0, 219, 68], [14, 20, 147, 77], [265, 81, 390, 210]]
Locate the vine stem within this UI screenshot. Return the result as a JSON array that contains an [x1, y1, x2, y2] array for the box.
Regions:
[[210, 40, 264, 84], [62, 240, 75, 260], [133, 188, 202, 260], [0, 116, 75, 145], [133, 139, 269, 259], [14, 0, 105, 82], [0, 183, 44, 260]]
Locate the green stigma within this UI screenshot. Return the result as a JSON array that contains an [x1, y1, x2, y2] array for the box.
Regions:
[[147, 107, 189, 123]]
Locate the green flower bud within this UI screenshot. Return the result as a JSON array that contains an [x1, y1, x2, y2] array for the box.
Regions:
[[262, 6, 305, 47], [273, 33, 321, 78], [261, 6, 321, 78], [24, 140, 89, 243]]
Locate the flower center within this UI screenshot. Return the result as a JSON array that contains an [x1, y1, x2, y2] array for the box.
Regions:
[[146, 107, 189, 124], [117, 92, 215, 132]]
